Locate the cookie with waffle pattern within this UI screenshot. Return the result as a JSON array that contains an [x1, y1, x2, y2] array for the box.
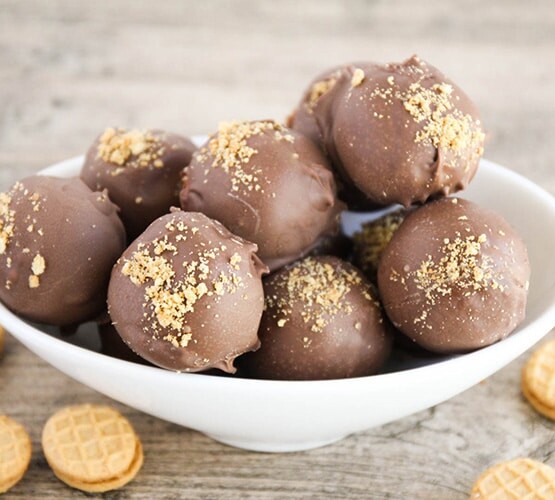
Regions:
[[42, 404, 143, 493], [0, 415, 32, 493], [522, 339, 555, 420], [470, 458, 555, 499]]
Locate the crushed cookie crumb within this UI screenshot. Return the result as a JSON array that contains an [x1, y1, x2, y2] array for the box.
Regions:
[[31, 254, 46, 276], [206, 120, 292, 193], [307, 73, 339, 111], [97, 127, 166, 171], [120, 217, 245, 345], [401, 82, 485, 156], [353, 210, 405, 279], [412, 233, 504, 305], [267, 258, 373, 333], [0, 186, 20, 254], [230, 253, 242, 270], [351, 68, 365, 88]]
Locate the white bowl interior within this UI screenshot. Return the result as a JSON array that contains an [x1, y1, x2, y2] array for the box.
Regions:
[[2, 155, 555, 452]]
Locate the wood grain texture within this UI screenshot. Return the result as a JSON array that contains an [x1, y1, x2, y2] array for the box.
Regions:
[[0, 1, 554, 498]]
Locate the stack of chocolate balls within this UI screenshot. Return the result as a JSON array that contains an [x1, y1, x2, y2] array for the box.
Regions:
[[0, 56, 531, 381]]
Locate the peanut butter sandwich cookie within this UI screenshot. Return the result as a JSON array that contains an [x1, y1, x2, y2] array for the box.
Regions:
[[0, 415, 32, 494], [42, 404, 143, 493], [522, 339, 555, 420], [470, 458, 555, 499]]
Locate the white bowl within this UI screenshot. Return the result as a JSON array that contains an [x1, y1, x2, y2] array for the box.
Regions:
[[1, 155, 555, 453]]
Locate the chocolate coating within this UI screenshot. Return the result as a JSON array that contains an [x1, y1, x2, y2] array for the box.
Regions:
[[378, 198, 530, 353], [0, 176, 126, 325], [240, 256, 392, 380], [81, 127, 196, 240], [290, 56, 485, 208], [108, 211, 268, 373], [180, 120, 345, 272]]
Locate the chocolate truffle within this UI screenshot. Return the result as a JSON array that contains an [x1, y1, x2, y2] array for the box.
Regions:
[[81, 127, 196, 240], [353, 209, 407, 282], [108, 211, 268, 373], [290, 56, 486, 208], [0, 176, 126, 325], [240, 256, 392, 380], [180, 120, 344, 271], [378, 198, 530, 353]]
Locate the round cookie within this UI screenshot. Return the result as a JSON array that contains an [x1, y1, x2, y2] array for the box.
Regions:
[[522, 339, 555, 420], [0, 176, 126, 326], [291, 56, 485, 207], [470, 458, 555, 499], [378, 197, 530, 354], [240, 256, 392, 380], [108, 211, 268, 373], [0, 415, 32, 494], [81, 127, 196, 240], [180, 120, 344, 271], [42, 404, 143, 493]]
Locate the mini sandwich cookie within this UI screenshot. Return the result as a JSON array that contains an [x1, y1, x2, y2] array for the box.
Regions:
[[522, 339, 555, 420], [470, 458, 555, 499], [0, 415, 32, 494], [42, 404, 143, 493]]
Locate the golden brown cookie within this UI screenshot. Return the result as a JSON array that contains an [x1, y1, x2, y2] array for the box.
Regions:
[[0, 415, 32, 494], [42, 404, 143, 493], [470, 458, 555, 499], [522, 339, 555, 420]]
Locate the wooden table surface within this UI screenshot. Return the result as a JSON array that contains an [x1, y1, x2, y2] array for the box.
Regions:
[[1, 1, 554, 498]]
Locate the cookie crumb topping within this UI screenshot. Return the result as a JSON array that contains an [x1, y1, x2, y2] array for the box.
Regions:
[[267, 258, 373, 333], [413, 232, 503, 305], [351, 68, 365, 88], [196, 120, 293, 193], [307, 73, 339, 111], [120, 216, 246, 347], [97, 128, 165, 171], [354, 210, 405, 277]]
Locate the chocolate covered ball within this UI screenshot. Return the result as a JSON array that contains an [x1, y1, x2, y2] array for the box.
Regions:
[[378, 198, 530, 353], [0, 176, 126, 325], [290, 56, 485, 208], [180, 120, 344, 271], [240, 256, 392, 380], [81, 127, 196, 240], [108, 211, 268, 373]]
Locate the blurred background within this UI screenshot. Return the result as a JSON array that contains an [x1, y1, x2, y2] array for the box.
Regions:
[[0, 0, 553, 193]]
